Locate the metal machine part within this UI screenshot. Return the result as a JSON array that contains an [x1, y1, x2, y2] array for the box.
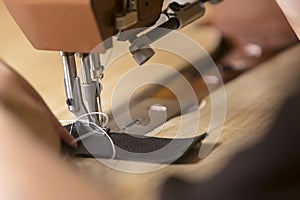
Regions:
[[60, 52, 105, 124], [60, 52, 88, 119], [129, 0, 222, 65], [78, 54, 100, 122], [60, 52, 77, 112]]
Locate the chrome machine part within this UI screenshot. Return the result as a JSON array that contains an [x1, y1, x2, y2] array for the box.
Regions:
[[89, 54, 104, 80], [164, 0, 205, 29], [60, 52, 89, 120], [60, 52, 76, 112], [88, 54, 105, 123], [77, 53, 100, 123], [129, 0, 222, 65]]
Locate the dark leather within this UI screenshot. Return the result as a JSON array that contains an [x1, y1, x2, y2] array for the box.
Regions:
[[62, 124, 207, 164]]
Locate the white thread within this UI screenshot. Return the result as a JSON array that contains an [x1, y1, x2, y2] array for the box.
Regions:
[[60, 112, 116, 159]]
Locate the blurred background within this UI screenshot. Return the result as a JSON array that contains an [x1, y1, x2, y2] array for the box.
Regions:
[[0, 1, 68, 119]]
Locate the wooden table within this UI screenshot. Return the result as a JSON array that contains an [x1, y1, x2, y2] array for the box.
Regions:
[[72, 45, 300, 200], [1, 1, 300, 200]]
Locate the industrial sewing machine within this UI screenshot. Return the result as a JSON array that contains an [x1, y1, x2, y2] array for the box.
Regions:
[[3, 0, 225, 163], [4, 0, 221, 129]]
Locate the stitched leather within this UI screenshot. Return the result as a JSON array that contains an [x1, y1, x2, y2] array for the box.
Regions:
[[62, 124, 207, 164]]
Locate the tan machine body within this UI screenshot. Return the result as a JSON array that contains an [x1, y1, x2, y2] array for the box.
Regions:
[[3, 0, 164, 53]]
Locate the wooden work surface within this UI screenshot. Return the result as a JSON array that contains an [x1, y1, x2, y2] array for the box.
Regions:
[[1, 1, 300, 200], [72, 46, 300, 200]]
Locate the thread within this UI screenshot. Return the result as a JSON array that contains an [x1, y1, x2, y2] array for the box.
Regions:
[[60, 112, 116, 159]]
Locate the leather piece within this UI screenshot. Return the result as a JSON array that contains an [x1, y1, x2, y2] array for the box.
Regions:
[[63, 124, 207, 164]]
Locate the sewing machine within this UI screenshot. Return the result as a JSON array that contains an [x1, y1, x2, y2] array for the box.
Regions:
[[4, 0, 221, 131]]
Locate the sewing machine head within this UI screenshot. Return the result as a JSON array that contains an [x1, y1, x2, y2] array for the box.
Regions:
[[4, 0, 221, 129], [3, 0, 166, 52]]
